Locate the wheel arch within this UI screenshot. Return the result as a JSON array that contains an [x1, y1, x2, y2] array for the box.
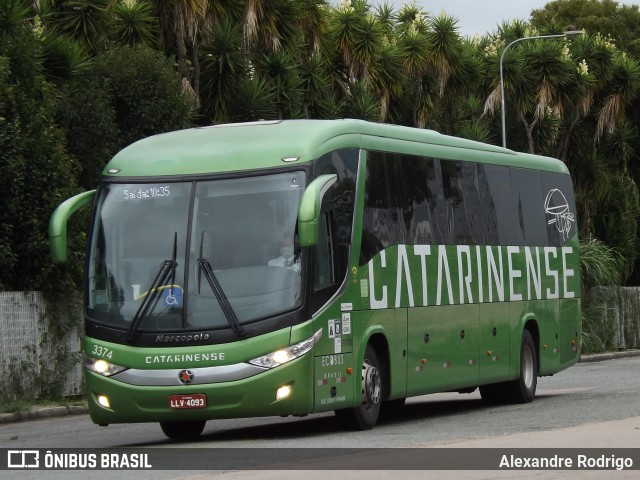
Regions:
[[522, 317, 540, 371], [366, 332, 392, 402]]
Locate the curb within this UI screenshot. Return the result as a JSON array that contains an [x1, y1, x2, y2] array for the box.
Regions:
[[1, 350, 639, 425], [579, 348, 640, 362], [0, 404, 88, 425]]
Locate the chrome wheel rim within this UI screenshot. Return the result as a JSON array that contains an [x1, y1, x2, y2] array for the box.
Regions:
[[361, 359, 381, 409], [522, 343, 534, 390]]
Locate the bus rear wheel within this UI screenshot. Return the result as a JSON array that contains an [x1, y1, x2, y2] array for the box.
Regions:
[[160, 420, 206, 440], [335, 344, 381, 430], [506, 329, 538, 403]]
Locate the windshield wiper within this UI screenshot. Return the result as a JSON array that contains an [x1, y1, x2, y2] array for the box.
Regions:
[[126, 232, 178, 342], [197, 232, 246, 339]]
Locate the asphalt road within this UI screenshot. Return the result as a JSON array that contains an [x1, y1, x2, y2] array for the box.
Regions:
[[1, 356, 639, 479]]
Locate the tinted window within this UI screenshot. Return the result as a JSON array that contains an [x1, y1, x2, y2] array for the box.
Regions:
[[480, 164, 517, 245], [510, 168, 548, 246], [446, 160, 485, 245], [361, 152, 405, 263], [360, 152, 568, 264], [313, 149, 358, 249], [312, 149, 359, 308]]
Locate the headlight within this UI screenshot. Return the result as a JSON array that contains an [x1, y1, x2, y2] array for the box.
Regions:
[[84, 354, 127, 377], [249, 329, 322, 369]]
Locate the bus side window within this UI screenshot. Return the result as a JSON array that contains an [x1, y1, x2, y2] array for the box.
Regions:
[[312, 210, 339, 312], [481, 164, 518, 246], [314, 211, 335, 291], [510, 167, 548, 246]]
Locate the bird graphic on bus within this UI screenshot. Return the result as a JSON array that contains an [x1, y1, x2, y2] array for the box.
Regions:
[[544, 188, 575, 241]]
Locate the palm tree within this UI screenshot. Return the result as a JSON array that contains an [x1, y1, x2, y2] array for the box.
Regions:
[[0, 0, 30, 36], [595, 53, 640, 141], [110, 0, 158, 48], [298, 0, 328, 54], [255, 50, 303, 119], [426, 12, 462, 97], [40, 0, 111, 53], [396, 6, 430, 127], [343, 79, 380, 121], [368, 41, 404, 122], [40, 32, 90, 84], [199, 18, 246, 123], [243, 0, 302, 53], [424, 11, 474, 134], [232, 76, 276, 121], [153, 0, 207, 100], [519, 38, 577, 153], [327, 0, 376, 81], [324, 1, 388, 124], [481, 23, 577, 153], [298, 53, 337, 118]]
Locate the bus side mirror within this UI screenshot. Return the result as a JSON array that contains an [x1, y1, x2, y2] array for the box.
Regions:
[[49, 190, 96, 263], [297, 174, 337, 247]]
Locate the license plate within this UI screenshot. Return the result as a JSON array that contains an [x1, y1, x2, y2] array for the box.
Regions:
[[168, 393, 207, 409]]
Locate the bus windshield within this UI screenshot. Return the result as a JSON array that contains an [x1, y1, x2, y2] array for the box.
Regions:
[[86, 172, 306, 334]]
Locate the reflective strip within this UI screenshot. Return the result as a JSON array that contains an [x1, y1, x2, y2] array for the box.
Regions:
[[111, 363, 267, 386]]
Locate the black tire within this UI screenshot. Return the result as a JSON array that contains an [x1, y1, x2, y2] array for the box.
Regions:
[[379, 397, 406, 421], [479, 383, 507, 405], [505, 329, 538, 403], [335, 344, 382, 430], [384, 397, 406, 411], [160, 420, 206, 440]]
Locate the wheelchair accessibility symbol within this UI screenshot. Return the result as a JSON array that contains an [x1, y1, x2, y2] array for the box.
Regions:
[[161, 286, 183, 307]]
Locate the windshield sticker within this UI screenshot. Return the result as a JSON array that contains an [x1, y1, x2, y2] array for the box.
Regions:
[[120, 185, 172, 201], [545, 188, 575, 241]]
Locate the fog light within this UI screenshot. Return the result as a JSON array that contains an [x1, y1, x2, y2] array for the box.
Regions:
[[96, 394, 111, 409], [276, 385, 292, 401]]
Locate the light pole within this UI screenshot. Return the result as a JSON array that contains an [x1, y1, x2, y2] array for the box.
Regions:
[[499, 30, 584, 148]]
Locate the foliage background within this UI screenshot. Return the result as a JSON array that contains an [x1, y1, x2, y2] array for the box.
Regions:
[[1, 0, 640, 368]]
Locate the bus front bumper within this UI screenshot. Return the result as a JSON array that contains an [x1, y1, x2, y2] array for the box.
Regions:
[[85, 355, 314, 425]]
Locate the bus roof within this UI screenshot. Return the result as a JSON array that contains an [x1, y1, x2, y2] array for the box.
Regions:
[[103, 119, 569, 178]]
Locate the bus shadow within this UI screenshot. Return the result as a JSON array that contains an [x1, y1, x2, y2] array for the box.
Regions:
[[126, 394, 495, 447], [377, 395, 491, 427], [197, 396, 489, 442], [125, 391, 574, 447]]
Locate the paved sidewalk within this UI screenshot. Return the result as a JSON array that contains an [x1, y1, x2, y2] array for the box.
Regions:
[[1, 349, 639, 425]]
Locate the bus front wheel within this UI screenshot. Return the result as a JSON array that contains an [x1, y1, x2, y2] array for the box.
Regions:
[[160, 420, 206, 440], [335, 344, 382, 430]]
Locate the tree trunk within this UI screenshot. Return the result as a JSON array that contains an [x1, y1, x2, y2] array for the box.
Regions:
[[521, 116, 536, 154]]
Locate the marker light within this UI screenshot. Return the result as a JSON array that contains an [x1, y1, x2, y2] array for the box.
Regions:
[[249, 329, 322, 369], [84, 354, 127, 377], [276, 385, 293, 401], [96, 395, 111, 409]]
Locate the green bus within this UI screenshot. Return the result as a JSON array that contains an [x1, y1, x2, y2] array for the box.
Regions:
[[49, 119, 581, 439]]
